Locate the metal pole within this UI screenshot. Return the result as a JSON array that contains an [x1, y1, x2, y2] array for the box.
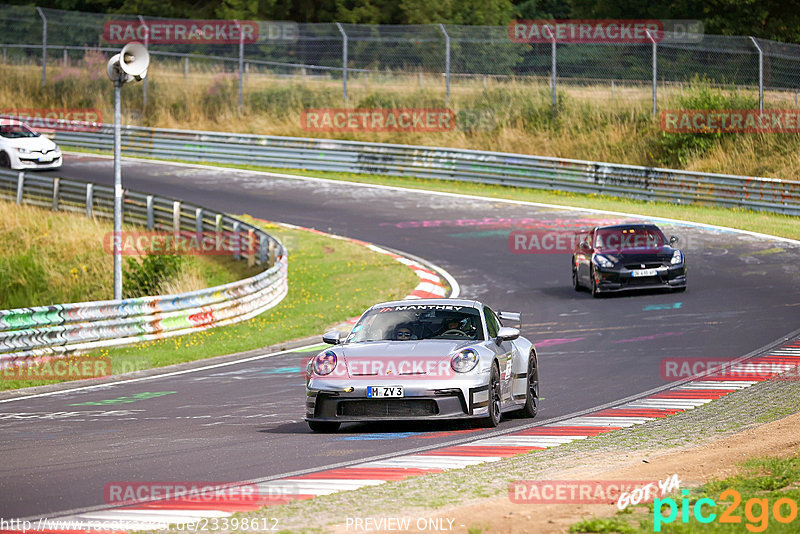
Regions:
[[62, 48, 67, 67], [647, 30, 657, 118], [113, 82, 123, 300], [336, 22, 347, 104], [546, 25, 556, 112], [184, 56, 189, 78], [439, 24, 450, 107], [138, 16, 149, 111], [36, 7, 47, 87], [749, 37, 764, 113], [236, 20, 244, 111]]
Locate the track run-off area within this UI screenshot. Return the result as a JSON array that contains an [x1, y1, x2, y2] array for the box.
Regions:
[[1, 153, 799, 521]]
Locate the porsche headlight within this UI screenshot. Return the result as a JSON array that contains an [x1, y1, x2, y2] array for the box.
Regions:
[[451, 348, 479, 373], [593, 254, 614, 269], [670, 250, 684, 265], [313, 350, 337, 375]]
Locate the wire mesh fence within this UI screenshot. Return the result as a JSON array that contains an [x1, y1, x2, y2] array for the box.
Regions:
[[3, 5, 800, 112]]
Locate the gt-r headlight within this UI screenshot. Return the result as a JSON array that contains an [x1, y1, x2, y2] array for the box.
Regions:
[[670, 250, 684, 265], [451, 348, 479, 373], [313, 350, 337, 375], [593, 254, 614, 269]]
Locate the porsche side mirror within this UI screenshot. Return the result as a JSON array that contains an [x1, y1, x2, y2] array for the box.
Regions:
[[322, 330, 342, 344], [497, 327, 520, 342], [580, 241, 591, 252], [669, 236, 679, 245]]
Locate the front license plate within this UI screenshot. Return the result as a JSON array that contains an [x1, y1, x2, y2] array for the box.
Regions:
[[367, 386, 404, 398], [631, 268, 658, 277]]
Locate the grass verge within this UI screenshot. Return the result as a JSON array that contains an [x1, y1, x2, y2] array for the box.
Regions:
[[0, 217, 419, 391]]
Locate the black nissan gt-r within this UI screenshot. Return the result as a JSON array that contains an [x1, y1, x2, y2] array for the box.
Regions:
[[571, 223, 686, 297]]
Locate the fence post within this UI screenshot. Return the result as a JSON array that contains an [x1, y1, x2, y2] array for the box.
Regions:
[[36, 7, 47, 87], [195, 207, 203, 235], [268, 239, 276, 268], [52, 177, 60, 211], [749, 37, 764, 113], [259, 235, 268, 265], [86, 183, 94, 218], [439, 24, 450, 107], [172, 201, 181, 236], [184, 56, 189, 78], [647, 30, 657, 118], [234, 19, 244, 112], [2, 47, 6, 65], [146, 195, 154, 229], [137, 16, 149, 111], [62, 48, 67, 67], [16, 172, 24, 204], [545, 25, 556, 113], [232, 220, 241, 260], [336, 22, 348, 104]]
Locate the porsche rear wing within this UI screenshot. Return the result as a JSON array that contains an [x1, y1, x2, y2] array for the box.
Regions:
[[497, 311, 521, 324]]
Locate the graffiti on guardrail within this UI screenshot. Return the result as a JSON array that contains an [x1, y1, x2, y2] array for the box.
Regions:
[[0, 171, 288, 365]]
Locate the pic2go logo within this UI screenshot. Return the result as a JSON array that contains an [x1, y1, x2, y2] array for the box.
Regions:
[[654, 489, 799, 532]]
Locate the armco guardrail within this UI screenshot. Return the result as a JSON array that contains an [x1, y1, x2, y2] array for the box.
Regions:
[[50, 122, 800, 216], [0, 169, 288, 367]]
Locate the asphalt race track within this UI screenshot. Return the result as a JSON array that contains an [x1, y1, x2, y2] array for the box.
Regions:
[[2, 153, 799, 519]]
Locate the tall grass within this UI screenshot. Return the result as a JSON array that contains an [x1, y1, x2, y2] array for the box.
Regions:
[[0, 200, 258, 309], [3, 56, 800, 179]]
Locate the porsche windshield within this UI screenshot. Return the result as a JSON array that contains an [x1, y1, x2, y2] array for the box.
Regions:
[[346, 305, 485, 343], [594, 227, 666, 252]]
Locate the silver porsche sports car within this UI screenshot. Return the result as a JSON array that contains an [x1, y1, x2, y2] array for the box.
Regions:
[[305, 298, 539, 432]]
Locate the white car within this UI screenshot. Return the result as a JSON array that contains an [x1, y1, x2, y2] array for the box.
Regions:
[[0, 118, 62, 170]]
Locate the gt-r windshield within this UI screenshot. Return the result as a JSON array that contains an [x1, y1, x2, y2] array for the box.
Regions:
[[0, 124, 39, 139], [594, 227, 666, 252], [346, 305, 485, 343]]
